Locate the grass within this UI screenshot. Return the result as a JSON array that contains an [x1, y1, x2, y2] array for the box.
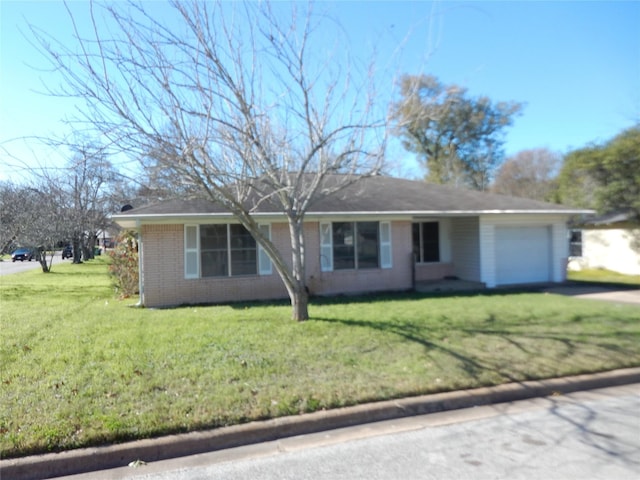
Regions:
[[1, 258, 640, 458], [568, 268, 640, 286]]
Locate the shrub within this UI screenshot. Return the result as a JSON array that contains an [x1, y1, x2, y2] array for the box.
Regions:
[[108, 231, 139, 298]]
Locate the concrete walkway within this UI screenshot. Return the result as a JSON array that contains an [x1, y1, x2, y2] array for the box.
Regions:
[[3, 368, 640, 480], [545, 284, 640, 306]]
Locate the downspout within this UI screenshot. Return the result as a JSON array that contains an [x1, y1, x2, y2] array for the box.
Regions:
[[136, 220, 144, 307]]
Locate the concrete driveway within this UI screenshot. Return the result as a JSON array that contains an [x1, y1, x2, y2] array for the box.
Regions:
[[545, 284, 640, 306]]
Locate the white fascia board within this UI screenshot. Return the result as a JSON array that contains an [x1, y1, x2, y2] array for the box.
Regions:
[[305, 209, 594, 217], [111, 211, 283, 228], [112, 208, 594, 229]]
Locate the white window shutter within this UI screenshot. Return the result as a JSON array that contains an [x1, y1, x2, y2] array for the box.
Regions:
[[184, 225, 199, 278], [380, 222, 392, 269], [258, 224, 272, 275], [320, 222, 333, 272]]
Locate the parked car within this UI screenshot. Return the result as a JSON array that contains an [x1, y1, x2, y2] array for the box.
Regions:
[[62, 245, 73, 259], [11, 248, 34, 262]]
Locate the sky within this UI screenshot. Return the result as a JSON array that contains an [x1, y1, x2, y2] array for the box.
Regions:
[[1, 0, 639, 182]]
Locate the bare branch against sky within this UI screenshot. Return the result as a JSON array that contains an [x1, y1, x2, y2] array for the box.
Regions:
[[29, 0, 393, 320]]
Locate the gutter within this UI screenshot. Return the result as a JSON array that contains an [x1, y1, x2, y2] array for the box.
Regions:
[[112, 209, 595, 226]]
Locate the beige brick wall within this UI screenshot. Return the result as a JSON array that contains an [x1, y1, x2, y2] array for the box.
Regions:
[[140, 220, 415, 307], [141, 224, 288, 307]]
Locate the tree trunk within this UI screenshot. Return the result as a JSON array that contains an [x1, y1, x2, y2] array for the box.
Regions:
[[72, 237, 83, 264], [288, 217, 309, 321], [37, 250, 50, 273], [291, 285, 309, 322]]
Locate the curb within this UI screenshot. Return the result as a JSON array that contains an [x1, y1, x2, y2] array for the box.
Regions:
[[3, 367, 640, 480]]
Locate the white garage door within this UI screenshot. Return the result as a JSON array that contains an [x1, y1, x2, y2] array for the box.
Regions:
[[495, 226, 551, 285]]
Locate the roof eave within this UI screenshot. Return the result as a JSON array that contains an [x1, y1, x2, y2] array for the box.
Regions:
[[112, 208, 593, 229]]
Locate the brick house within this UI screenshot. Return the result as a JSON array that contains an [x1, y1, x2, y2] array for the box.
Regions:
[[112, 176, 589, 308]]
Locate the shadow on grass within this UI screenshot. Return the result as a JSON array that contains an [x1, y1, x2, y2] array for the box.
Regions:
[[314, 315, 523, 384], [222, 288, 539, 311], [313, 309, 640, 388], [561, 279, 640, 291], [159, 282, 604, 311]]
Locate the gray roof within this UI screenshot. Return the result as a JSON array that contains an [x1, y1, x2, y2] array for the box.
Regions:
[[580, 210, 638, 226], [113, 175, 590, 223]]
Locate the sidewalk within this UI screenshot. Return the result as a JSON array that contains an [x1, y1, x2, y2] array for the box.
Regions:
[[3, 367, 640, 480]]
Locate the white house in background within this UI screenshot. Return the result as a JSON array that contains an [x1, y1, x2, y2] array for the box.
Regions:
[[112, 175, 591, 308], [569, 211, 640, 276]]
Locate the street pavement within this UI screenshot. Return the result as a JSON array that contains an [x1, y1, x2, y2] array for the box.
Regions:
[[58, 383, 640, 480], [0, 252, 65, 275]]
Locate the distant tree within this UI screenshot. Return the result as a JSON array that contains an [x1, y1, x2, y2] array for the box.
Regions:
[[1, 182, 26, 254], [1, 142, 121, 270], [491, 148, 560, 201], [2, 181, 71, 272], [32, 0, 388, 320], [61, 144, 119, 263], [391, 74, 523, 190], [556, 125, 640, 220]]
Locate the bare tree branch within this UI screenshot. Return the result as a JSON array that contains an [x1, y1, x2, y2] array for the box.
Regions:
[[31, 0, 389, 319]]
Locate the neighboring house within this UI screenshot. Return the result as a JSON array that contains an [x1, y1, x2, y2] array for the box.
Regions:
[[568, 211, 640, 276], [112, 176, 590, 308]]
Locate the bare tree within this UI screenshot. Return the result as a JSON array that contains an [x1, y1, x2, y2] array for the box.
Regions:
[[31, 1, 387, 320], [1, 143, 120, 270], [491, 148, 560, 201], [1, 181, 71, 272], [1, 182, 26, 254], [61, 143, 119, 263]]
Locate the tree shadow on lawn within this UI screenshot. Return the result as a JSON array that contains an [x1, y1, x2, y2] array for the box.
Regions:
[[313, 311, 640, 390], [225, 288, 542, 310]]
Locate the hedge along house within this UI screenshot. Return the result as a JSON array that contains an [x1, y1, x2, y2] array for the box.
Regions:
[[112, 176, 590, 308]]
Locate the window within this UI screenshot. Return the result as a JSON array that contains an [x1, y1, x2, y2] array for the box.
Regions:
[[332, 222, 356, 270], [201, 225, 230, 277], [229, 224, 257, 276], [321, 221, 391, 271], [413, 222, 440, 263], [569, 229, 582, 257], [185, 224, 271, 278]]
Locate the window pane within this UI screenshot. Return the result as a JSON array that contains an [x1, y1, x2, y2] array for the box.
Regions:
[[333, 222, 355, 270], [357, 222, 379, 269], [569, 230, 582, 257], [231, 249, 257, 275], [201, 225, 227, 249], [230, 224, 257, 275], [201, 225, 228, 277], [422, 222, 440, 262], [201, 250, 228, 277]]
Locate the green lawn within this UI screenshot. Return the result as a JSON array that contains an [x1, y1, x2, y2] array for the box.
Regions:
[[568, 268, 640, 286], [1, 258, 639, 458]]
